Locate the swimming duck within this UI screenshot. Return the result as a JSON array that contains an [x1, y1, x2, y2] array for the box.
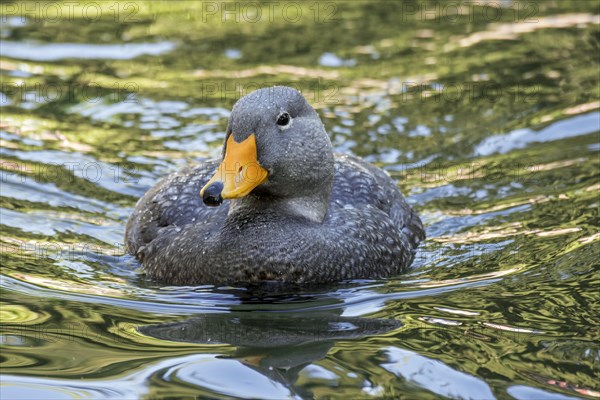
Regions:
[[126, 86, 424, 285]]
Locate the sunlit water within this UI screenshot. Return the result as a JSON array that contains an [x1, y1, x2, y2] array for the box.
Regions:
[[1, 1, 599, 399]]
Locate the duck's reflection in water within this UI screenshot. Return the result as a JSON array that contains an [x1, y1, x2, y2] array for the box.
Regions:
[[139, 311, 400, 396]]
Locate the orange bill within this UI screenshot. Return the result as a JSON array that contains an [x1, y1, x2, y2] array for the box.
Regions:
[[200, 134, 268, 200]]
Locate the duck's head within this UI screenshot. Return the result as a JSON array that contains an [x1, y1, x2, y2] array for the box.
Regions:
[[200, 86, 334, 221]]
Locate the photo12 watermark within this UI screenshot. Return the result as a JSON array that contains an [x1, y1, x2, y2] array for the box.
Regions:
[[0, 1, 340, 24], [0, 240, 127, 264], [0, 1, 141, 23], [0, 1, 541, 26], [197, 80, 340, 105], [397, 1, 539, 23], [1, 322, 138, 345], [0, 161, 141, 185], [413, 160, 541, 185], [1, 81, 139, 106], [401, 81, 540, 104], [198, 1, 338, 23]]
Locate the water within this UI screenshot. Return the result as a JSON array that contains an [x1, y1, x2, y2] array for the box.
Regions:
[[1, 1, 599, 399]]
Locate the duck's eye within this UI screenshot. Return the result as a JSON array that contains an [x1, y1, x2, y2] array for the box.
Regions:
[[276, 112, 291, 127]]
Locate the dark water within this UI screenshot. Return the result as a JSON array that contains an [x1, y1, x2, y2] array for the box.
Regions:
[[1, 1, 599, 399]]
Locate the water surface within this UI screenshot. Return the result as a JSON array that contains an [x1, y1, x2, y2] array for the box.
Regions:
[[1, 1, 599, 399]]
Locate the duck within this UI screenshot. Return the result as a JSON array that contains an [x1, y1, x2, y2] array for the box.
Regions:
[[125, 86, 425, 285]]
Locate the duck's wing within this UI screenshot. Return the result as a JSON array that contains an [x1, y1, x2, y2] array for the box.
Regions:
[[330, 154, 425, 249], [125, 160, 229, 255]]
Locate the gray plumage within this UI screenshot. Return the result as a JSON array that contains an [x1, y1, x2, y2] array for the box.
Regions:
[[126, 86, 424, 285]]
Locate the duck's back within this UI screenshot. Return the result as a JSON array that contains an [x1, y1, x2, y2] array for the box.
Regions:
[[293, 154, 425, 281], [125, 155, 424, 284], [330, 154, 424, 250]]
